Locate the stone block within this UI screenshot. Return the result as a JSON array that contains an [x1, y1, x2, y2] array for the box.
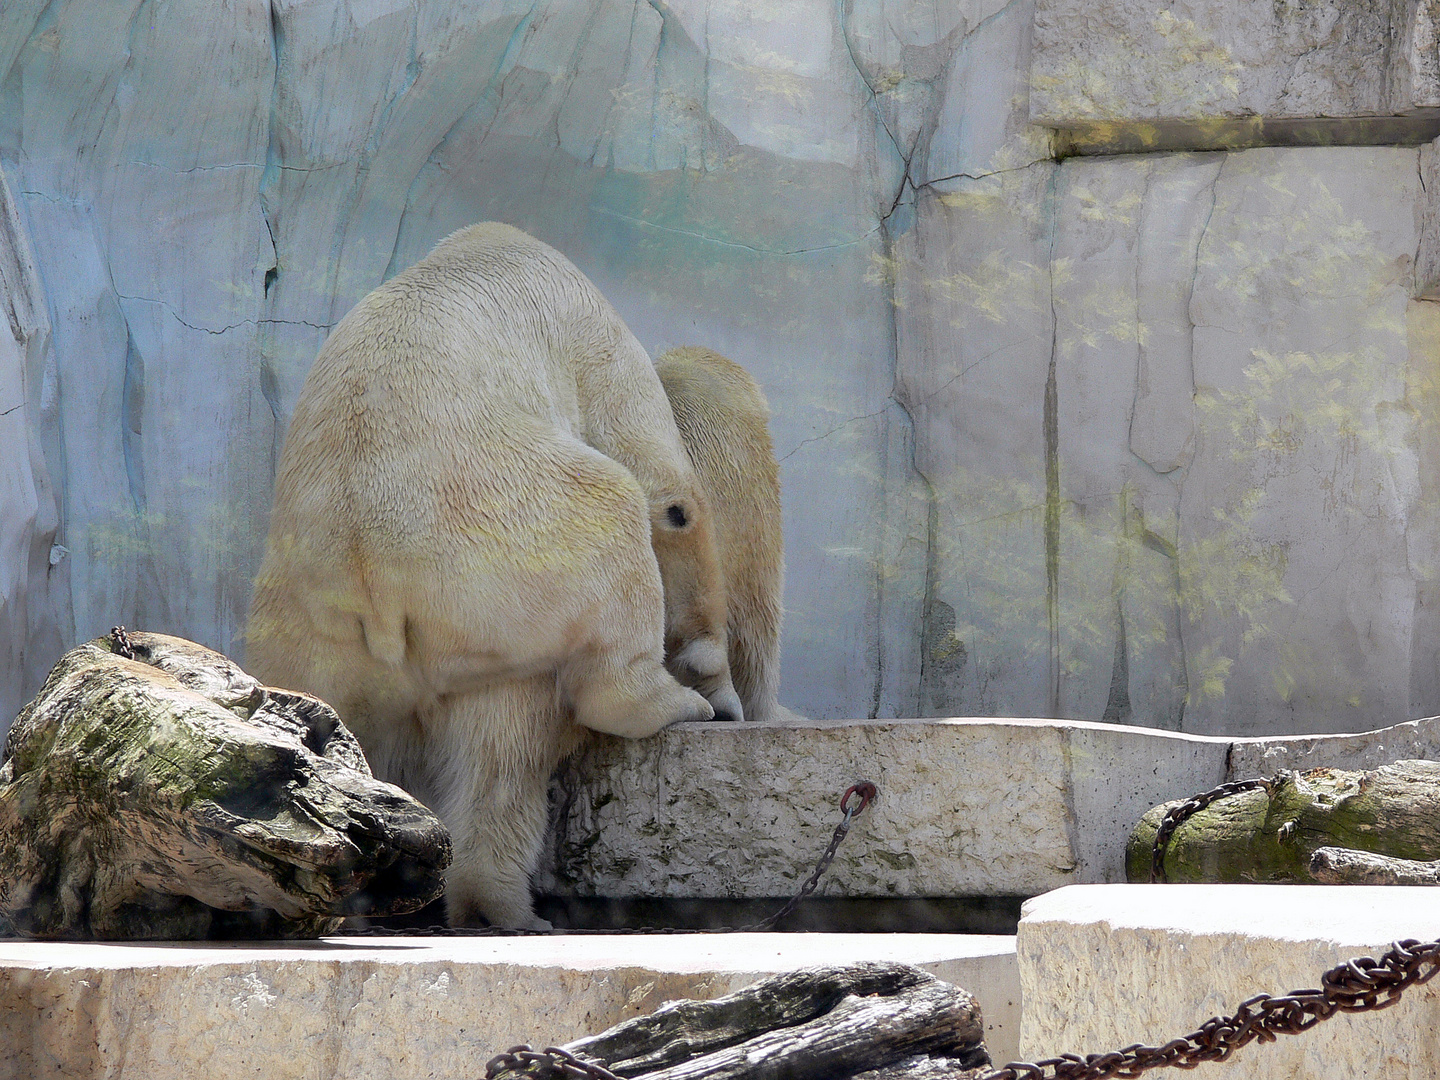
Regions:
[[541, 717, 1232, 899], [1031, 0, 1440, 151], [0, 933, 1020, 1080], [1228, 713, 1440, 776], [543, 714, 1440, 901], [1018, 884, 1440, 1078]]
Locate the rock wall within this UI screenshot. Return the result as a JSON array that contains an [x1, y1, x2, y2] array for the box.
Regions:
[[3, 0, 1440, 735]]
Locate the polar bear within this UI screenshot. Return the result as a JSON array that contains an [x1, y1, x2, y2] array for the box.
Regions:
[[417, 346, 787, 925], [657, 347, 784, 723], [246, 222, 741, 927]]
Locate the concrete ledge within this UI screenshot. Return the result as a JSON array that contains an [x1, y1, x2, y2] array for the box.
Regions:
[[1228, 713, 1440, 776], [0, 933, 1019, 1080], [1018, 885, 1440, 1078], [541, 716, 1440, 900]]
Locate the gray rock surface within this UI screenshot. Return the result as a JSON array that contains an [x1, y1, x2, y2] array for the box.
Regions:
[[5, 0, 1440, 736], [1032, 0, 1440, 150]]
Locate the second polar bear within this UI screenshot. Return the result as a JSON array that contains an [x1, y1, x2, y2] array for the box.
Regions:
[[247, 223, 741, 927], [657, 347, 784, 723]]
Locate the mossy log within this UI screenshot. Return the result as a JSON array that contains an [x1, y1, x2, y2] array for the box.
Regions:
[[1127, 760, 1440, 883], [491, 962, 990, 1080], [0, 632, 450, 939]]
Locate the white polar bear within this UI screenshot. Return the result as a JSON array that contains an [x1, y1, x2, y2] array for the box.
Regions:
[[656, 347, 785, 723], [247, 222, 741, 928]]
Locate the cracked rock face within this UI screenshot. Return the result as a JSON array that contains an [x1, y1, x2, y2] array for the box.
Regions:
[[1031, 0, 1440, 150], [3, 0, 1440, 737]]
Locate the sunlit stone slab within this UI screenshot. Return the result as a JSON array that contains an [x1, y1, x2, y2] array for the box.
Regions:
[[1019, 884, 1440, 1079], [0, 932, 1019, 1080]]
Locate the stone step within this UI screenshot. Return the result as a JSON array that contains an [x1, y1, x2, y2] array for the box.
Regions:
[[541, 714, 1440, 901], [0, 932, 1019, 1080], [1018, 884, 1440, 1079]]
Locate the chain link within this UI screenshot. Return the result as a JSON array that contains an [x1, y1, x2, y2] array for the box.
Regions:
[[980, 936, 1440, 1080], [109, 625, 136, 661], [485, 1045, 625, 1080], [738, 781, 877, 932], [982, 772, 1440, 1080], [1150, 775, 1279, 883]]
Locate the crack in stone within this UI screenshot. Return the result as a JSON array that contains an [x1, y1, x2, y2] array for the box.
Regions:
[[1416, 149, 1430, 292], [128, 160, 340, 174], [1169, 158, 1223, 722], [837, 0, 912, 208], [778, 401, 895, 463], [1043, 165, 1062, 719], [115, 293, 332, 334], [919, 161, 1049, 188]]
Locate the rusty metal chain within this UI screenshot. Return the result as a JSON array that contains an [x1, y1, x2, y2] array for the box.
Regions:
[[1150, 775, 1279, 883], [342, 781, 879, 938], [738, 781, 877, 932], [109, 625, 136, 661], [981, 936, 1440, 1080], [485, 1044, 624, 1080], [479, 786, 878, 1076]]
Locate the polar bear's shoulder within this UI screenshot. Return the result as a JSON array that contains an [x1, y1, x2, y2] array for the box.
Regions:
[[424, 221, 565, 268]]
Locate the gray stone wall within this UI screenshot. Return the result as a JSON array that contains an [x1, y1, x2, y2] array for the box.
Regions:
[[3, 0, 1440, 735]]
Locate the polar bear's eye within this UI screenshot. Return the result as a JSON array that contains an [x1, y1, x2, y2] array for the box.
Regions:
[[666, 504, 688, 528]]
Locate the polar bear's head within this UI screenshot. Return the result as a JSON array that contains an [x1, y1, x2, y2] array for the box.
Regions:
[[648, 486, 745, 724]]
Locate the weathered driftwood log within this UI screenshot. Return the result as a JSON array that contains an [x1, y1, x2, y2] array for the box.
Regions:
[[492, 962, 990, 1080], [1127, 760, 1440, 883], [0, 632, 450, 939], [1310, 846, 1440, 885]]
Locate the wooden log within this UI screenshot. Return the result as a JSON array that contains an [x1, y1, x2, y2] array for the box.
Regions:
[[1310, 846, 1440, 885], [493, 962, 989, 1080], [0, 632, 450, 939], [1126, 760, 1440, 883], [850, 1057, 992, 1080], [567, 963, 935, 1074]]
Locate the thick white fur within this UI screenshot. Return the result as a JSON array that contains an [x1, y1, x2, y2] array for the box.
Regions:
[[247, 223, 739, 928], [657, 347, 785, 723]]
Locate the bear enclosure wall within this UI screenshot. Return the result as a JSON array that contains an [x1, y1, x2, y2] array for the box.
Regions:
[[4, 0, 1440, 738]]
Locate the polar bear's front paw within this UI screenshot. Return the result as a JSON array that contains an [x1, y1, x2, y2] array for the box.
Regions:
[[669, 689, 717, 727], [570, 666, 713, 738]]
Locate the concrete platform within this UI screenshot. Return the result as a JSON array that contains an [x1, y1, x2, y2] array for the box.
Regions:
[[542, 714, 1440, 900], [1018, 885, 1440, 1079], [0, 932, 1019, 1080]]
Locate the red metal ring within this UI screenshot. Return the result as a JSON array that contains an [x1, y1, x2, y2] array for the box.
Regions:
[[840, 782, 877, 816]]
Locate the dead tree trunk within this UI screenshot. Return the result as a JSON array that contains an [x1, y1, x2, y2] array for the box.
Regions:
[[1309, 846, 1440, 885], [489, 962, 990, 1080], [1127, 760, 1440, 884], [0, 632, 450, 939]]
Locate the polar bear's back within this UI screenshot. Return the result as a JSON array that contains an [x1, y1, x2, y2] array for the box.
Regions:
[[253, 223, 672, 694]]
